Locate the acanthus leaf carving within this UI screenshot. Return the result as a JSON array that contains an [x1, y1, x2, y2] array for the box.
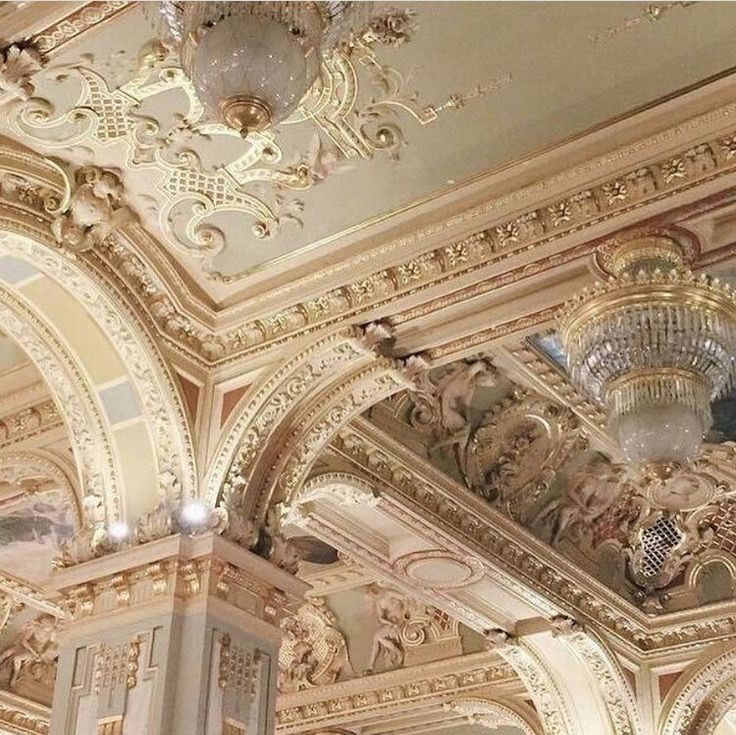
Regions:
[[0, 44, 43, 101]]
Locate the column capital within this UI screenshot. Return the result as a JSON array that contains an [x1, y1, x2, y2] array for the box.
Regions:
[[50, 532, 308, 640]]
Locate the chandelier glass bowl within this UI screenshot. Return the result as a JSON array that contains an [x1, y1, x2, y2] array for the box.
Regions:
[[559, 235, 736, 474], [152, 1, 372, 136]]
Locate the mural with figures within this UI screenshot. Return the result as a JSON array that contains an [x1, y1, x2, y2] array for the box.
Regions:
[[369, 351, 736, 614], [0, 469, 77, 582]]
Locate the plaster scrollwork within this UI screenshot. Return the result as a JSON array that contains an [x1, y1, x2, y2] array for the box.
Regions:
[[408, 371, 582, 514], [0, 400, 62, 449], [278, 597, 354, 693], [443, 698, 540, 734], [408, 358, 497, 447], [209, 326, 413, 538], [625, 507, 715, 602], [6, 9, 506, 276]]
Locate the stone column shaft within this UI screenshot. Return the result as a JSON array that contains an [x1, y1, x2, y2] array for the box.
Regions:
[[48, 533, 307, 735]]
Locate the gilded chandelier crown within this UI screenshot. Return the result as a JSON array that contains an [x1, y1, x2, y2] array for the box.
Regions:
[[559, 233, 736, 475]]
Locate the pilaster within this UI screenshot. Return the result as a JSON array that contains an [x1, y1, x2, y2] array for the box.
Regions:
[[48, 533, 307, 735]]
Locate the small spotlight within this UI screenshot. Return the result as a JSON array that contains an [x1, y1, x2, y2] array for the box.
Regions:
[[180, 500, 209, 528], [108, 521, 130, 542]]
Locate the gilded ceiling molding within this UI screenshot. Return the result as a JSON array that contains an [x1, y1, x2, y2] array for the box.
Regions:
[[285, 473, 582, 735], [0, 693, 49, 735], [275, 649, 518, 733], [185, 115, 736, 362], [0, 381, 48, 417], [206, 325, 417, 525], [659, 640, 736, 735], [2, 101, 736, 371], [30, 1, 130, 56], [443, 697, 541, 734], [0, 287, 121, 520], [500, 340, 606, 433]]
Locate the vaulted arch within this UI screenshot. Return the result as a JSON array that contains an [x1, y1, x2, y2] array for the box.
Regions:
[[0, 137, 196, 523], [204, 326, 413, 521], [659, 641, 736, 735]]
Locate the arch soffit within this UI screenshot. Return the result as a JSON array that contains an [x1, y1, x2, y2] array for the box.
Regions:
[[445, 697, 542, 734], [659, 640, 736, 735], [0, 286, 123, 519], [0, 194, 196, 521], [204, 326, 413, 518]]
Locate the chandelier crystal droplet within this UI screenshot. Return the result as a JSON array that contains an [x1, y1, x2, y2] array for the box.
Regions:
[[558, 234, 736, 475]]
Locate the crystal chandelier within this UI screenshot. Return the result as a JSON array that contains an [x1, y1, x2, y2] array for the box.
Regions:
[[559, 234, 736, 476], [152, 1, 372, 136]]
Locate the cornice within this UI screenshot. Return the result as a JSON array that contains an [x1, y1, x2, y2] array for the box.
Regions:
[[0, 691, 48, 735], [31, 1, 131, 57], [0, 381, 49, 416], [5, 84, 736, 369], [332, 417, 736, 656], [275, 650, 518, 733]]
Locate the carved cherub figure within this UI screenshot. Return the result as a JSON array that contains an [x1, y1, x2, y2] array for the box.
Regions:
[[436, 361, 496, 435], [535, 458, 627, 546], [0, 614, 59, 688], [409, 360, 496, 452], [51, 166, 129, 252], [363, 584, 408, 674]]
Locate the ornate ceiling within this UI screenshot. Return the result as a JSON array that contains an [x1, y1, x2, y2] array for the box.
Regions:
[[5, 1, 736, 307], [4, 2, 736, 735]]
